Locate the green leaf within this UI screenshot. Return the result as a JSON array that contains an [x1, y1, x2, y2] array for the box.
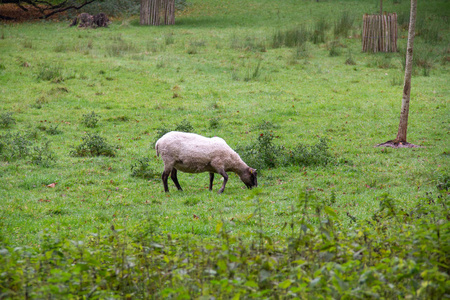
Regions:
[[324, 206, 337, 218], [279, 279, 292, 289]]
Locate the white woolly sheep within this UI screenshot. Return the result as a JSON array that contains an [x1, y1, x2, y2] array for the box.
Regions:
[[155, 131, 257, 193]]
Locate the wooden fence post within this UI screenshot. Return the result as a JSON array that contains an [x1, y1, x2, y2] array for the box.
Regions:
[[362, 13, 397, 52]]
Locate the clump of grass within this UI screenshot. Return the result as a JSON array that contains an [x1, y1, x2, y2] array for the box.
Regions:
[[36, 64, 64, 82], [333, 11, 354, 37], [106, 115, 130, 122], [22, 39, 32, 49], [244, 60, 262, 81], [391, 72, 403, 86], [311, 17, 330, 44], [0, 112, 16, 128], [345, 49, 356, 65], [81, 111, 100, 128], [165, 33, 175, 45], [130, 157, 159, 179], [231, 36, 266, 52], [368, 54, 394, 69], [272, 26, 310, 48], [70, 133, 116, 157], [107, 36, 137, 57], [328, 40, 342, 57]]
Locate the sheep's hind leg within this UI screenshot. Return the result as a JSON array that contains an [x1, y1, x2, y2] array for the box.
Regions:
[[162, 168, 172, 192], [209, 173, 214, 191], [170, 168, 183, 191]]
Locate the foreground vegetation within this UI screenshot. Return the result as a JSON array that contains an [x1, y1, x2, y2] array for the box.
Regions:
[[0, 0, 449, 297]]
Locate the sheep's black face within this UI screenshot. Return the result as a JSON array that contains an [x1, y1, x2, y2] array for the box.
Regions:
[[242, 168, 258, 189]]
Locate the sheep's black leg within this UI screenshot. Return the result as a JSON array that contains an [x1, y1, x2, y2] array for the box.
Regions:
[[171, 168, 183, 191], [217, 170, 228, 194], [162, 169, 171, 192], [209, 173, 214, 191]]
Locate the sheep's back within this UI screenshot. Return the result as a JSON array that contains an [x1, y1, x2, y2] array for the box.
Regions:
[[156, 132, 236, 173]]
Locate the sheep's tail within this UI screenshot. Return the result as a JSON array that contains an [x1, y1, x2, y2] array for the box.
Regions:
[[155, 141, 160, 157]]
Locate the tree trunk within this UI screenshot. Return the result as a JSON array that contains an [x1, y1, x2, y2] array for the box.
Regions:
[[140, 0, 151, 25], [140, 0, 161, 26], [376, 0, 419, 148], [396, 0, 417, 142], [380, 0, 383, 15]]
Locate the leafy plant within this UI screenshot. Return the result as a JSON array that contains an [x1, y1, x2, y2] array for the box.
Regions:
[[286, 137, 334, 167], [0, 112, 16, 128], [130, 157, 159, 179], [70, 133, 116, 157], [0, 132, 31, 161], [81, 111, 100, 128], [30, 141, 56, 167]]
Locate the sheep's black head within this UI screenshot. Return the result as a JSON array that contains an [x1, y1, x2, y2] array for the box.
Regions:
[[241, 168, 258, 189]]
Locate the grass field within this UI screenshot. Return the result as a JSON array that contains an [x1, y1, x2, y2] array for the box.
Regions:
[[0, 0, 449, 297]]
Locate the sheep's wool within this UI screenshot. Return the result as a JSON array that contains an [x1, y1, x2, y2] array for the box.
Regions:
[[156, 131, 243, 174]]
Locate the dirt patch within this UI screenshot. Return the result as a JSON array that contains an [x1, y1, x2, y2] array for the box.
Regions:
[[376, 140, 421, 148], [0, 4, 67, 22]]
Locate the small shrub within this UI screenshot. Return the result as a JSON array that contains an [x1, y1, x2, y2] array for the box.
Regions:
[[130, 157, 159, 180], [236, 130, 282, 170], [82, 111, 100, 128], [0, 132, 31, 161], [209, 118, 220, 129], [174, 119, 194, 133], [30, 141, 56, 167], [286, 138, 334, 167], [70, 133, 116, 157], [37, 124, 62, 135], [0, 112, 16, 128]]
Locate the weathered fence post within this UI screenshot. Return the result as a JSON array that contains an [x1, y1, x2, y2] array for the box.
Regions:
[[362, 13, 397, 52]]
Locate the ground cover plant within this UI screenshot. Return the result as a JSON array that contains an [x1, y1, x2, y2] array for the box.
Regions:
[[0, 0, 449, 298]]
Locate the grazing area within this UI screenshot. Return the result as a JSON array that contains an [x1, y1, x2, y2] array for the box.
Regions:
[[0, 0, 449, 298]]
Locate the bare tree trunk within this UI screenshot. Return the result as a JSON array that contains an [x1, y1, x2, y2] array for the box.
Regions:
[[141, 0, 161, 26], [140, 0, 151, 25], [376, 0, 419, 148], [396, 0, 417, 142]]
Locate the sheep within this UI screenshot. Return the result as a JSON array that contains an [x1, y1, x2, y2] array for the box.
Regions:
[[155, 131, 257, 193]]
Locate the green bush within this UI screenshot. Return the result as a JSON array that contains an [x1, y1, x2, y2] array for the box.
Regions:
[[0, 112, 16, 128], [81, 111, 100, 128], [130, 157, 159, 179], [0, 132, 31, 161], [70, 133, 116, 157], [0, 192, 447, 299]]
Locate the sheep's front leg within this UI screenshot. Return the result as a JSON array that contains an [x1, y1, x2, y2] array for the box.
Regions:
[[217, 170, 228, 194], [170, 168, 183, 191], [209, 173, 214, 191]]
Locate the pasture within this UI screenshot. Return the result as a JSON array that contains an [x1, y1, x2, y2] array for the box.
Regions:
[[0, 0, 449, 298]]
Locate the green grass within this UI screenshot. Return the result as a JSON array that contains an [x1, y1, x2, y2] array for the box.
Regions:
[[0, 0, 448, 251]]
